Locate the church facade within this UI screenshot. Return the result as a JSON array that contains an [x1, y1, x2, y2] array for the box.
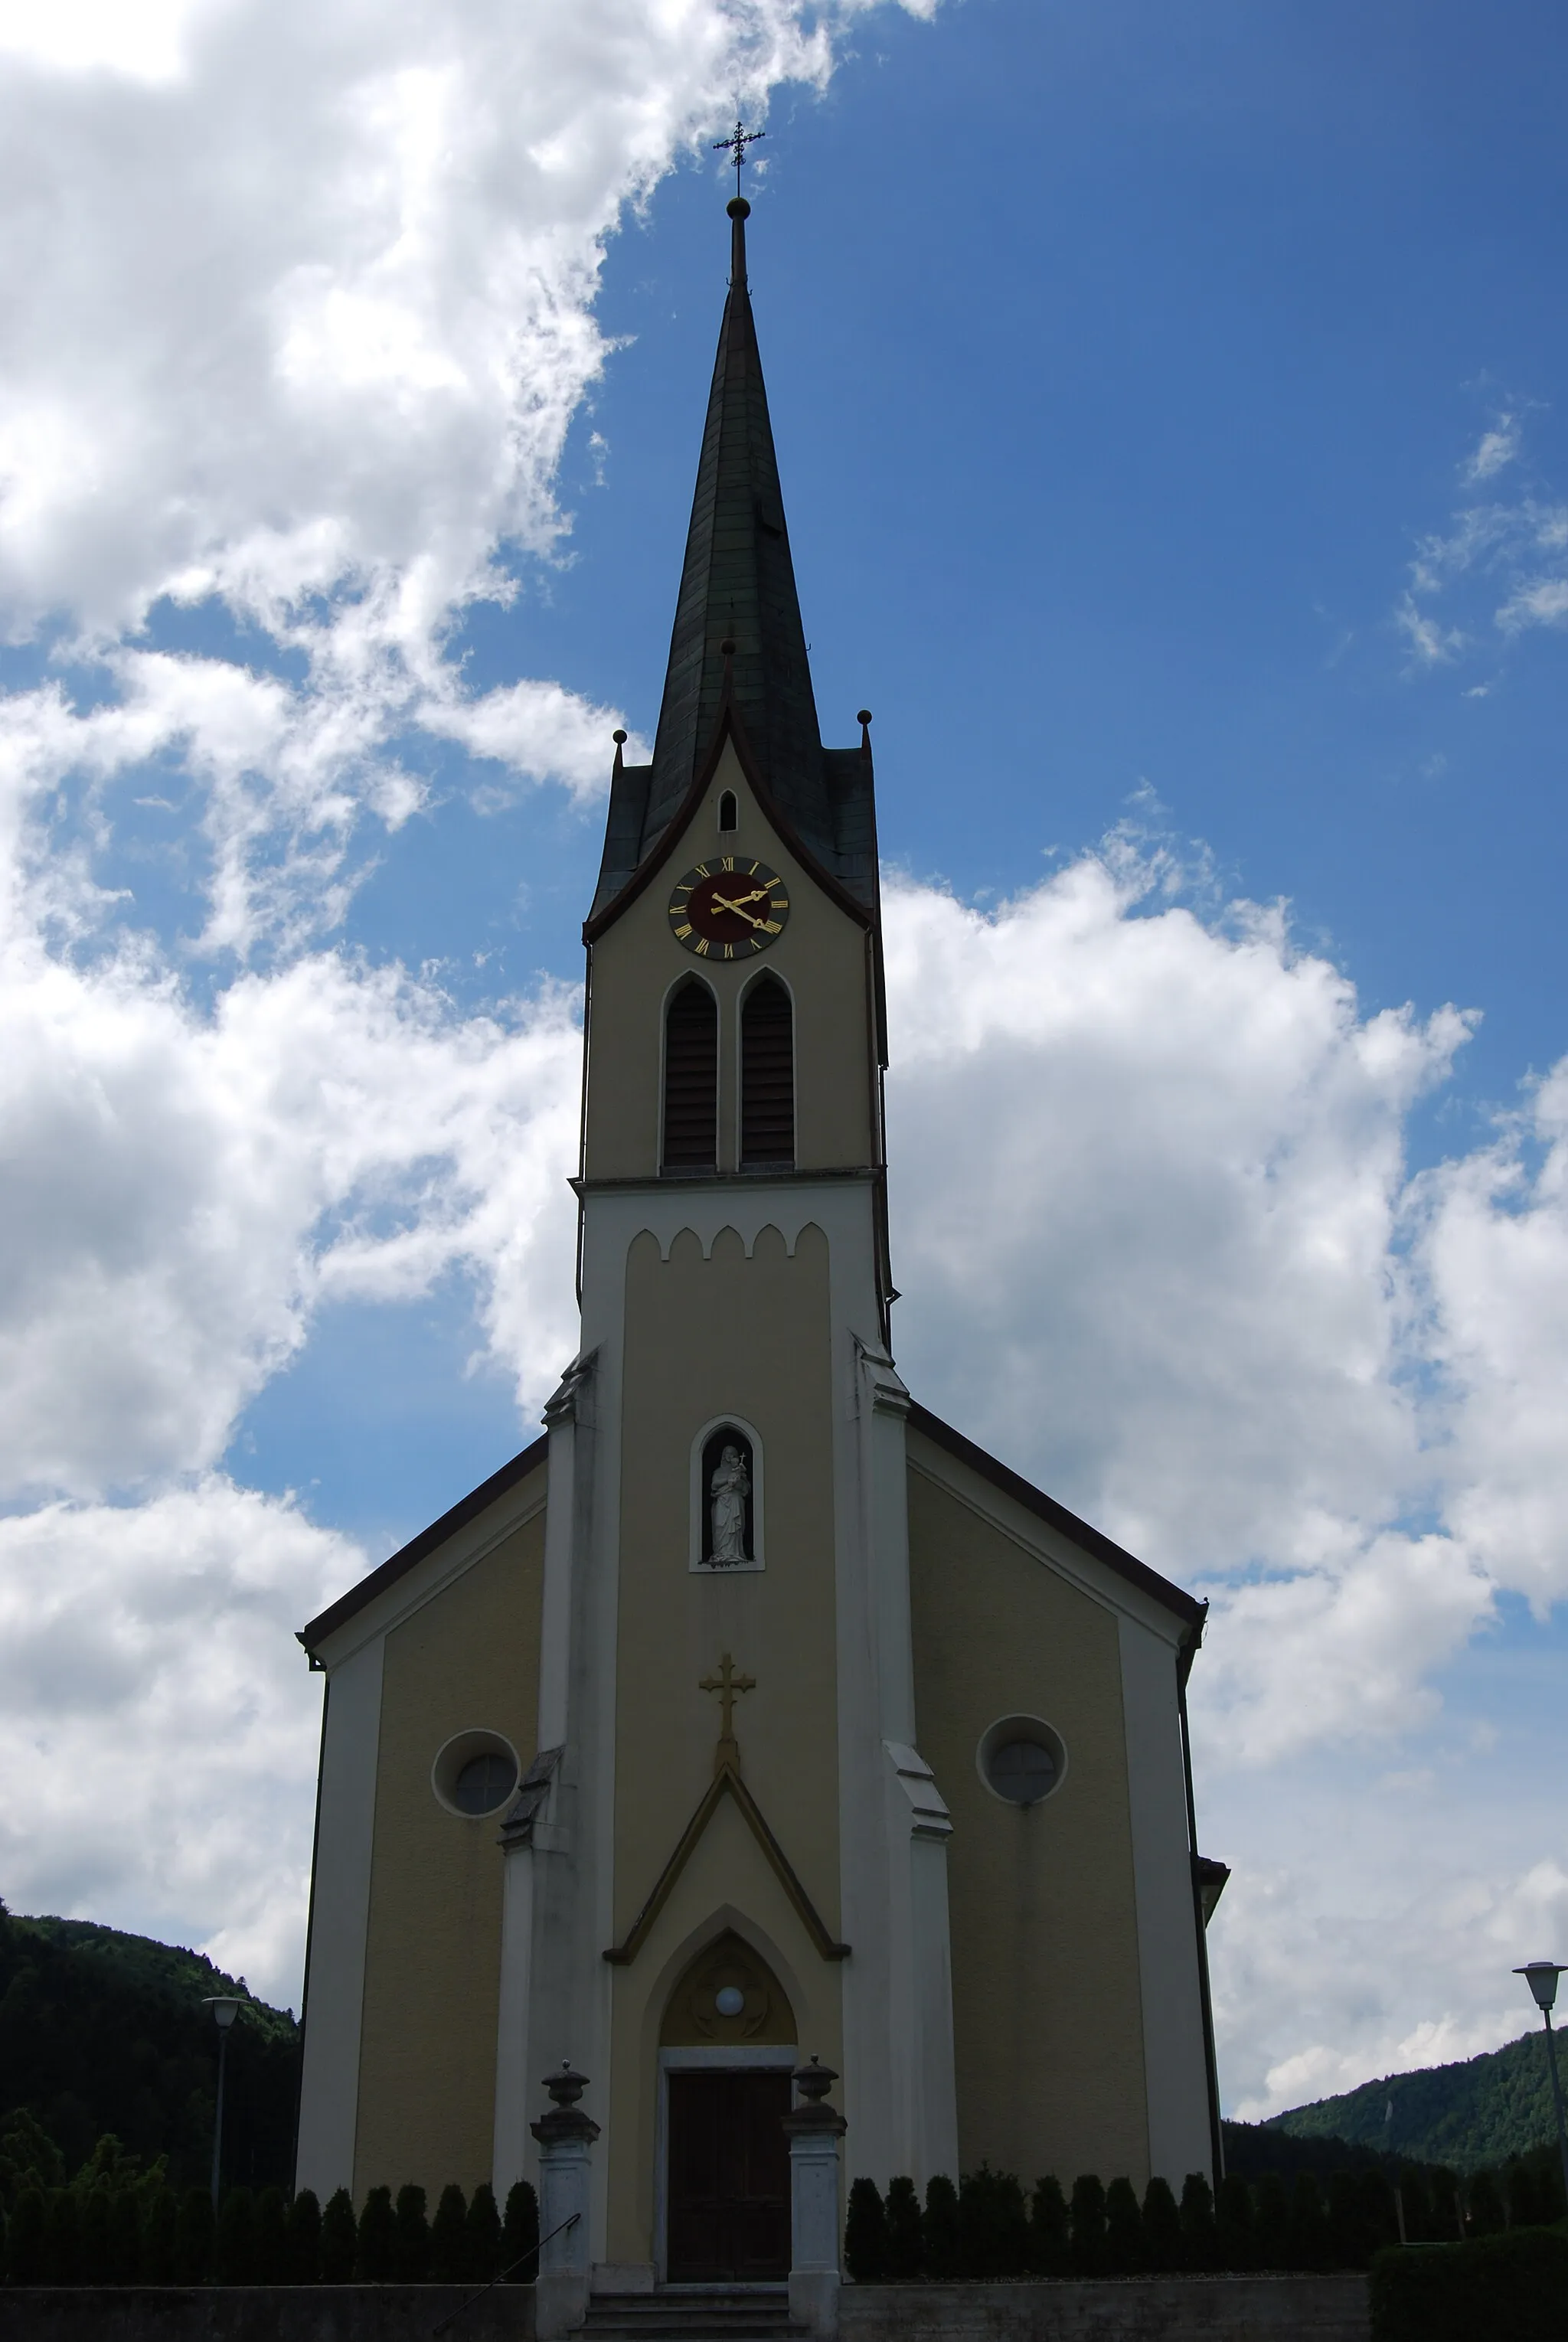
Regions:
[[294, 195, 1225, 2289]]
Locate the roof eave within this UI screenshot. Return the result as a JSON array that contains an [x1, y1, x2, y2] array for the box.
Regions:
[[906, 1400, 1207, 1631], [297, 1432, 550, 1656], [582, 693, 874, 947]]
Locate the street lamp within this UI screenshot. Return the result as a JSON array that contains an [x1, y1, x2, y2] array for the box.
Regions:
[[203, 1996, 244, 2208], [1513, 1961, 1568, 2215]]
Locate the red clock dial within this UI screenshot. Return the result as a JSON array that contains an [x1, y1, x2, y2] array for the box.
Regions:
[[668, 859, 790, 959]]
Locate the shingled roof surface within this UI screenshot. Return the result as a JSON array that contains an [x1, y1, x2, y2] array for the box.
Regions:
[[590, 200, 875, 921]]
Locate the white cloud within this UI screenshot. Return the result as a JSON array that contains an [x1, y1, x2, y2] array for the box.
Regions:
[[0, 0, 914, 952], [1462, 413, 1519, 484], [0, 1478, 357, 2001], [1398, 409, 1568, 667], [0, 903, 583, 1504]]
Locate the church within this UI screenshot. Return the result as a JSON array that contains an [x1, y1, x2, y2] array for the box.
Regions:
[[293, 191, 1227, 2298]]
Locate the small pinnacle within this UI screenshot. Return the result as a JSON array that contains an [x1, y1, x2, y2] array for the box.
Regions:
[[612, 728, 627, 745], [857, 710, 873, 727]]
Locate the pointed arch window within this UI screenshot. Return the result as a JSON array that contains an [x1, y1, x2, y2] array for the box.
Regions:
[[740, 976, 794, 1171], [663, 980, 717, 1171]]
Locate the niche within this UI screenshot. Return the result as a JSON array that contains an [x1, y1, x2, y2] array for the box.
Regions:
[[694, 1420, 762, 1570]]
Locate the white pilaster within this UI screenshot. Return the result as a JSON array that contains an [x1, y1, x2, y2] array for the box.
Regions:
[[295, 1635, 384, 2200], [1119, 1612, 1213, 2184]]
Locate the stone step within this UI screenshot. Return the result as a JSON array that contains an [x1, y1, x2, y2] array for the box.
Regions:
[[583, 2295, 803, 2342]]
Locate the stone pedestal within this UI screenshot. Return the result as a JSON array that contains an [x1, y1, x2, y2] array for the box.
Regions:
[[531, 2063, 599, 2341], [782, 2057, 848, 2340]]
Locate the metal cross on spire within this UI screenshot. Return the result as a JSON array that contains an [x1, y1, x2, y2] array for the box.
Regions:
[[714, 116, 765, 198]]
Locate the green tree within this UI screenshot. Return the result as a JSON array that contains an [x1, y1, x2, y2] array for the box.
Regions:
[[1252, 2172, 1289, 2266], [110, 2189, 141, 2282], [1068, 2175, 1106, 2276], [499, 2179, 537, 2281], [140, 2185, 177, 2282], [78, 2184, 113, 2283], [1178, 2172, 1216, 2270], [883, 2175, 923, 2280], [254, 2185, 289, 2283], [922, 2174, 959, 2281], [320, 2188, 357, 2282], [465, 2182, 501, 2282], [1140, 2175, 1183, 2271], [958, 2167, 1027, 2278], [843, 2177, 888, 2282], [43, 2190, 78, 2285], [392, 2184, 430, 2282], [1027, 2176, 1069, 2276], [174, 2188, 214, 2283], [286, 2187, 321, 2283], [1465, 2168, 1506, 2236], [0, 2112, 64, 2206], [355, 2186, 395, 2281], [430, 2184, 469, 2283], [1214, 2172, 1253, 2269], [1104, 2176, 1142, 2272], [0, 1909, 300, 2197], [6, 2187, 47, 2282], [1287, 2171, 1327, 2269], [215, 2187, 256, 2285]]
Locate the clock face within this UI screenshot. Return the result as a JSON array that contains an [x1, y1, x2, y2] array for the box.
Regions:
[[668, 858, 790, 959]]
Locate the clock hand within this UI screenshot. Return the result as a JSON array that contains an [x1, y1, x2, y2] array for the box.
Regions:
[[710, 892, 769, 929]]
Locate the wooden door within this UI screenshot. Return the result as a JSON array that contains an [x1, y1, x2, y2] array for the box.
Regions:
[[666, 2067, 792, 2282]]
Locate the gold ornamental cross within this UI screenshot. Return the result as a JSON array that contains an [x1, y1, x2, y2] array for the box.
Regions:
[[700, 1651, 756, 1773]]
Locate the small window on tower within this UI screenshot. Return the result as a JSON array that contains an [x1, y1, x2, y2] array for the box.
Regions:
[[740, 976, 794, 1170], [717, 789, 738, 831], [663, 980, 718, 1171]]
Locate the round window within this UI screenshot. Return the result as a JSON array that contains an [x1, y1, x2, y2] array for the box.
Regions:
[[454, 1752, 516, 1814], [977, 1715, 1067, 1807], [431, 1729, 520, 1819]]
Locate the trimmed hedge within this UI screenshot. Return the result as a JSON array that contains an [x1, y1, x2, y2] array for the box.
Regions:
[[1370, 2229, 1568, 2342], [2, 2164, 537, 2288], [843, 2162, 1552, 2280]]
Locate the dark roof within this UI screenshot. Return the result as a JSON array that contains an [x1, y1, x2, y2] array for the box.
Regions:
[[906, 1402, 1207, 1632], [589, 199, 876, 924], [297, 1435, 548, 1654]]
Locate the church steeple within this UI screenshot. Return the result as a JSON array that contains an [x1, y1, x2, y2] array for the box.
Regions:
[[645, 197, 822, 840], [587, 198, 879, 933]]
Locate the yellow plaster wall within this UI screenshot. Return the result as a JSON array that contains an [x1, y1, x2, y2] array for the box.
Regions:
[[354, 1484, 547, 2199], [906, 1455, 1152, 2189], [606, 1218, 842, 2265], [583, 743, 876, 1182]]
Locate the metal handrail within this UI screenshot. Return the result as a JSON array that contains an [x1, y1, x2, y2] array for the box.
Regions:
[[430, 2210, 580, 2337]]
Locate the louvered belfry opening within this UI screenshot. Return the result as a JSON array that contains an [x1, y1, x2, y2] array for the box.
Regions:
[[741, 977, 795, 1170], [663, 980, 718, 1171]]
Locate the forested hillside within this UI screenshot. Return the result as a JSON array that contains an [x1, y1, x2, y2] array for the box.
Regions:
[[0, 1903, 299, 2191], [1265, 2029, 1562, 2171]]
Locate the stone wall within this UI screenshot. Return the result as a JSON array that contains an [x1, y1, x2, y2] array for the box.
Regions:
[[2, 2278, 1369, 2342], [1, 2288, 534, 2342], [840, 2277, 1370, 2342]]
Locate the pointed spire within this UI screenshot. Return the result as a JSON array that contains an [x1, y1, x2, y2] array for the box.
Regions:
[[643, 195, 825, 838], [586, 196, 880, 936]]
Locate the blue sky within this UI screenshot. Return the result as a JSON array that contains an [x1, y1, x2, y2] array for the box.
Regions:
[[1, 0, 1566, 2121]]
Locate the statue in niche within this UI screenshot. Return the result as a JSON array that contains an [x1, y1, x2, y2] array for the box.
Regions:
[[702, 1428, 754, 1566]]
